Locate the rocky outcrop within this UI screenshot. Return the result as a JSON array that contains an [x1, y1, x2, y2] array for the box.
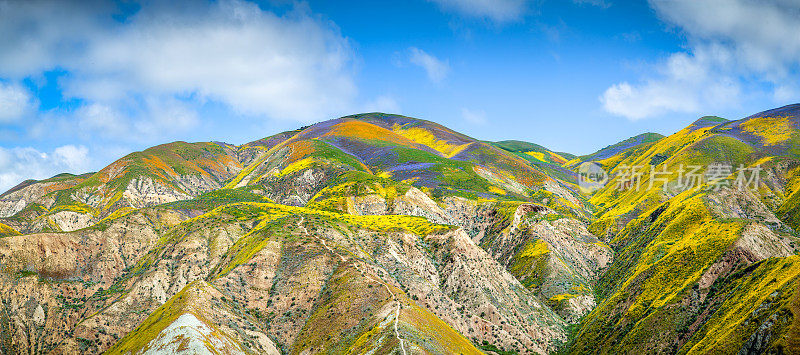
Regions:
[[392, 187, 453, 225], [0, 210, 171, 353], [49, 211, 94, 232], [347, 186, 454, 225], [123, 177, 195, 208]]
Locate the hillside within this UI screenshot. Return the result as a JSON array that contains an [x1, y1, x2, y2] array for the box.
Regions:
[[570, 104, 800, 353], [491, 141, 579, 185], [0, 107, 798, 354], [564, 132, 665, 172], [0, 113, 605, 354]]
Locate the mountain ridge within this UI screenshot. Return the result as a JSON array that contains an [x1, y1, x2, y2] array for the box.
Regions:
[[0, 106, 798, 354]]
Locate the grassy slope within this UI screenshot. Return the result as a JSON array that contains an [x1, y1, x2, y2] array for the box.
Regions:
[[491, 140, 579, 184], [589, 119, 755, 234], [20, 109, 800, 353], [680, 255, 800, 354], [569, 108, 800, 353], [0, 172, 92, 198], [492, 140, 577, 164], [571, 190, 747, 353], [105, 280, 250, 354]]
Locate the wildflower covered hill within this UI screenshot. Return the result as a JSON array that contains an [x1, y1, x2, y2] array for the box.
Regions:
[[224, 113, 590, 215], [491, 140, 579, 184], [0, 113, 595, 236], [0, 113, 609, 354], [1, 106, 798, 354], [568, 104, 800, 354]]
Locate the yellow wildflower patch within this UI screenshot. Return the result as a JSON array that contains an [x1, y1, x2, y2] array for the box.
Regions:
[[488, 186, 507, 195], [392, 125, 471, 157], [525, 151, 547, 162], [741, 115, 794, 146], [0, 222, 19, 237]]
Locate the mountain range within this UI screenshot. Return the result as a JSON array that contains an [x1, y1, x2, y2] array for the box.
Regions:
[[0, 105, 799, 354]]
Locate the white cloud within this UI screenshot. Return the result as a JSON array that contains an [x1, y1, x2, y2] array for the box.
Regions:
[[76, 103, 128, 138], [0, 145, 90, 193], [0, 82, 36, 122], [461, 108, 487, 125], [601, 47, 740, 120], [650, 0, 800, 78], [602, 0, 800, 120], [0, 0, 357, 122], [408, 47, 450, 83], [132, 98, 199, 137], [429, 0, 530, 23], [26, 98, 199, 144], [53, 145, 90, 171]]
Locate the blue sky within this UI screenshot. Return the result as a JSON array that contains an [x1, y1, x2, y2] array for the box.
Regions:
[[0, 0, 798, 191]]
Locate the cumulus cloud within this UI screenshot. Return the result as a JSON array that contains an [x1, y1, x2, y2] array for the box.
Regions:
[[651, 0, 800, 78], [602, 0, 800, 120], [0, 82, 36, 122], [0, 145, 90, 193], [428, 0, 530, 23], [75, 103, 128, 138], [602, 46, 741, 120], [0, 0, 357, 122], [25, 97, 200, 144], [408, 47, 450, 83]]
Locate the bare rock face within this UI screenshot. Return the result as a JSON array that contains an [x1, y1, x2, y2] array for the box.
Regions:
[[392, 187, 453, 225], [736, 223, 795, 260], [115, 281, 281, 355], [0, 197, 30, 218], [331, 185, 606, 321], [257, 163, 353, 207], [121, 173, 232, 210], [22, 111, 800, 354], [694, 190, 797, 302], [50, 211, 94, 232], [700, 187, 797, 291], [347, 186, 454, 225], [439, 197, 612, 321], [0, 141, 245, 238], [707, 187, 785, 228], [123, 178, 195, 208], [494, 206, 612, 322], [442, 196, 499, 243]]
